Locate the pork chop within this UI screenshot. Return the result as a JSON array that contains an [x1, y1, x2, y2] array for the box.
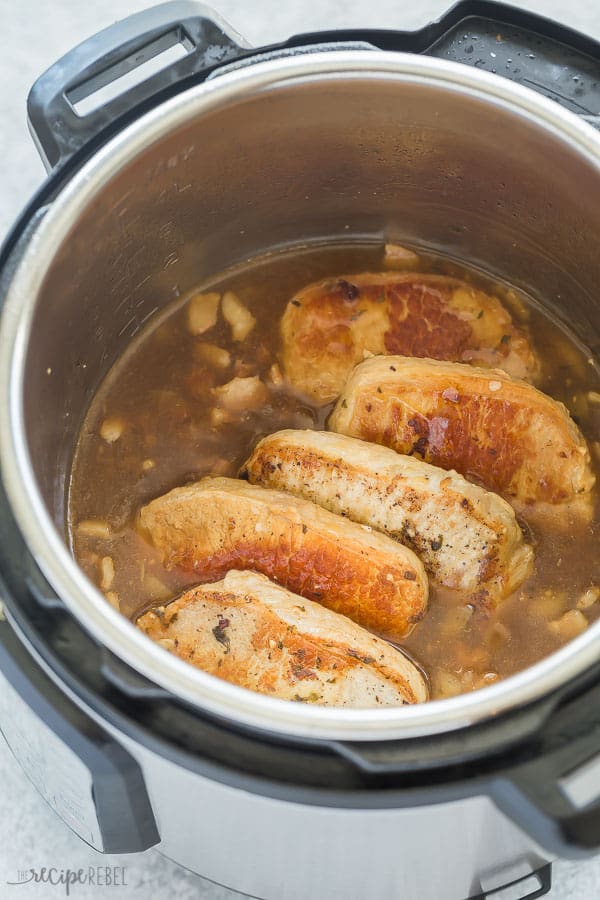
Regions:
[[137, 570, 428, 706], [139, 476, 428, 641], [280, 272, 538, 403], [329, 356, 594, 505], [243, 429, 533, 601]]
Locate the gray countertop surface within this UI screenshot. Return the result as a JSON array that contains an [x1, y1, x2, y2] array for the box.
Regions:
[[1, 1, 600, 897]]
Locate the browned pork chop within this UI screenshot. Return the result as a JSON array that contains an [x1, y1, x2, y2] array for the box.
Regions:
[[139, 476, 428, 642], [243, 429, 533, 602], [329, 356, 594, 505], [280, 272, 538, 403], [137, 570, 428, 706]]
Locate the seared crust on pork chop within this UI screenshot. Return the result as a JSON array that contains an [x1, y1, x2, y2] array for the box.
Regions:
[[329, 356, 594, 505], [139, 476, 428, 641], [243, 429, 533, 601], [137, 570, 428, 706], [280, 272, 538, 403]]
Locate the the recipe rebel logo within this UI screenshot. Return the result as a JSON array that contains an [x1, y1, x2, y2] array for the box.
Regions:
[[7, 866, 128, 895]]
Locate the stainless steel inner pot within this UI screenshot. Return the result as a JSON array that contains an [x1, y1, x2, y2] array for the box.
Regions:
[[2, 51, 600, 741]]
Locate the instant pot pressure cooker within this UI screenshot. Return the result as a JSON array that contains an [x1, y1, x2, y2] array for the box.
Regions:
[[2, 2, 600, 897]]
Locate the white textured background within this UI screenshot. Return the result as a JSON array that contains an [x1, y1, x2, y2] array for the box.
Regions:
[[1, 1, 600, 897]]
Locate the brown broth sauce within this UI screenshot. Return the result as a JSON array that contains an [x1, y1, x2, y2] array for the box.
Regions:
[[69, 242, 600, 700]]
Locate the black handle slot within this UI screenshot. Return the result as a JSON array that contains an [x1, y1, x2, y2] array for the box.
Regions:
[[66, 27, 193, 117], [27, 1, 246, 169], [468, 862, 552, 899]]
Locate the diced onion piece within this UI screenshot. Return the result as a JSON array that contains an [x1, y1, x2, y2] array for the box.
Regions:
[[195, 342, 231, 369], [432, 669, 462, 699], [212, 376, 267, 412], [529, 589, 566, 620], [222, 291, 256, 341], [77, 519, 112, 538], [548, 609, 588, 640], [100, 417, 125, 443], [100, 556, 115, 591], [186, 291, 220, 335], [383, 243, 419, 268], [577, 586, 600, 609]]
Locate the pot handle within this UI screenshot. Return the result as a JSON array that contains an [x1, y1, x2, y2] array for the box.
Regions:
[[335, 674, 600, 858], [413, 0, 600, 128], [490, 679, 600, 858], [285, 1, 600, 127], [27, 1, 248, 171], [0, 612, 160, 853]]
